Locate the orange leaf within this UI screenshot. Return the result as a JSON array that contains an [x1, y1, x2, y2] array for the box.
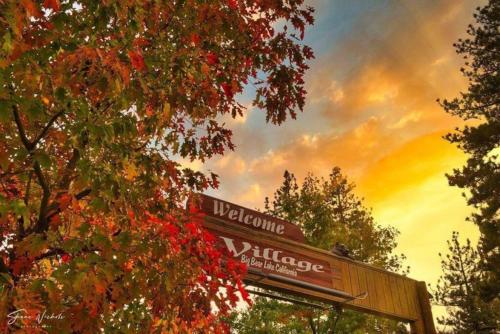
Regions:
[[123, 159, 139, 181], [201, 63, 210, 76], [128, 50, 146, 72], [59, 193, 72, 209]]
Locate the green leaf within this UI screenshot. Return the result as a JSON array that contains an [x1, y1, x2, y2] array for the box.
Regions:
[[72, 272, 87, 292], [11, 199, 27, 217], [90, 197, 106, 210], [91, 233, 111, 251], [35, 151, 52, 168], [62, 238, 84, 253], [0, 273, 13, 286], [26, 100, 44, 119], [55, 87, 67, 101], [2, 32, 12, 53], [77, 222, 91, 235], [17, 234, 48, 258], [0, 100, 10, 123]]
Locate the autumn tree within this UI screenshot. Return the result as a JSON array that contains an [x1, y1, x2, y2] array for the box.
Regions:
[[0, 0, 315, 332], [232, 168, 408, 333], [432, 232, 498, 333], [439, 0, 499, 305]]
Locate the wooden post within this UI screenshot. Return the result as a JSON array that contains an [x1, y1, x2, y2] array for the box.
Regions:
[[410, 281, 436, 334]]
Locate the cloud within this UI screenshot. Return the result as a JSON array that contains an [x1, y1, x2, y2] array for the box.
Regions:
[[357, 131, 467, 203], [304, 0, 477, 134], [214, 154, 247, 176], [210, 117, 397, 209], [356, 133, 479, 302]]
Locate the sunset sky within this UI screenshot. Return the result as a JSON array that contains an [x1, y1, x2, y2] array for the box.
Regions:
[[191, 0, 483, 320]]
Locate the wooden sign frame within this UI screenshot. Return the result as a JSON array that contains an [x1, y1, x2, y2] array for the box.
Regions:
[[194, 195, 436, 333]]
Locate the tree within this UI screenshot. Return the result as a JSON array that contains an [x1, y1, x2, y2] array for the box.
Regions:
[[432, 232, 498, 333], [233, 168, 408, 333], [0, 0, 315, 332], [439, 0, 499, 304]]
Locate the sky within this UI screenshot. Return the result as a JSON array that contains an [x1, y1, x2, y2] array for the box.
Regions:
[[189, 0, 483, 322]]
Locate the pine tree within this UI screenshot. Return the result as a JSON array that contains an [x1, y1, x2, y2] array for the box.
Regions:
[[233, 168, 408, 333], [432, 232, 498, 333], [439, 0, 499, 304]]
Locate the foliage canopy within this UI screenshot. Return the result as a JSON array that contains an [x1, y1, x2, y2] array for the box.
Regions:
[[0, 0, 314, 332]]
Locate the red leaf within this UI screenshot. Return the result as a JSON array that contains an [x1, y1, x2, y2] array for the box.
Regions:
[[190, 33, 201, 46], [59, 193, 72, 209], [61, 254, 71, 263], [227, 0, 238, 10], [185, 222, 198, 235], [123, 260, 133, 272], [237, 281, 251, 304], [244, 57, 253, 68], [206, 52, 218, 66], [50, 214, 62, 229], [133, 37, 150, 48], [128, 50, 146, 72], [22, 0, 42, 17], [43, 0, 60, 11], [11, 256, 32, 276], [221, 83, 233, 99]]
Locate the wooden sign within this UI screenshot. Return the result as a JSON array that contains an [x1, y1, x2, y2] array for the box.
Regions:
[[194, 194, 305, 243], [206, 227, 338, 289], [197, 196, 436, 334]]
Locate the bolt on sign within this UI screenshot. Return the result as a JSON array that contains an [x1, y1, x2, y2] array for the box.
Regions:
[[191, 194, 436, 334]]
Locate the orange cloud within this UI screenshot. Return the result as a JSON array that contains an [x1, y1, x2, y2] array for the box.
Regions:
[[357, 131, 466, 203], [305, 1, 476, 134], [357, 133, 479, 322]]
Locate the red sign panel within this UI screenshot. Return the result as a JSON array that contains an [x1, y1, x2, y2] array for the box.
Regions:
[[207, 227, 337, 289], [195, 194, 306, 243]]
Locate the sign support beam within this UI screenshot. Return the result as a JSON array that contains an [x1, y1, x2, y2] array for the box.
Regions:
[[246, 267, 357, 301]]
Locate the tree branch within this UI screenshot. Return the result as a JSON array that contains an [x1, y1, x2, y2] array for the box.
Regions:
[[34, 248, 65, 262], [12, 105, 64, 152], [308, 316, 317, 334], [33, 161, 50, 233], [12, 104, 69, 235], [12, 105, 33, 151], [34, 244, 98, 262], [31, 110, 64, 148], [58, 148, 80, 190], [22, 171, 33, 205], [45, 188, 92, 222], [0, 257, 10, 274]]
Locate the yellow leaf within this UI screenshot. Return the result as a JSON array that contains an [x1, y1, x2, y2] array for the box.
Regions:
[[123, 159, 139, 181], [41, 96, 50, 105], [161, 102, 171, 123]]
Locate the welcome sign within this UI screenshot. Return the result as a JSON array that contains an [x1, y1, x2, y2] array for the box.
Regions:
[[196, 195, 436, 333], [196, 194, 305, 243], [207, 227, 337, 289]]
